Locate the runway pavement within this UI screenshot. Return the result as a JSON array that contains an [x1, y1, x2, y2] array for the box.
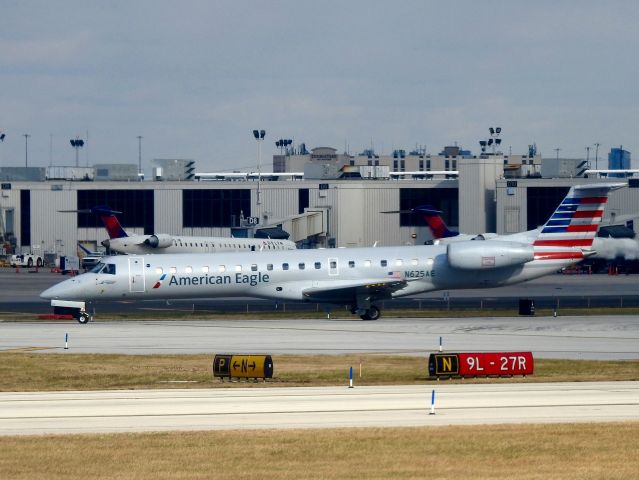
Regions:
[[2, 316, 639, 359], [1, 382, 637, 436]]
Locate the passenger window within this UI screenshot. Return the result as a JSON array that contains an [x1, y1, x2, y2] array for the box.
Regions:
[[380, 260, 387, 267], [185, 266, 193, 273], [202, 266, 209, 273], [395, 259, 403, 266], [170, 267, 177, 274], [251, 264, 258, 271], [218, 265, 226, 273], [364, 260, 371, 267], [348, 261, 355, 268], [412, 259, 419, 266], [299, 263, 305, 270], [155, 267, 163, 274], [283, 263, 289, 270], [330, 261, 337, 269], [267, 264, 273, 271], [235, 265, 242, 272], [314, 262, 321, 269]]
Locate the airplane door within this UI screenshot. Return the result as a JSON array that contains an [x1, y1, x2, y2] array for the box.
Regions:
[[328, 257, 339, 276], [128, 257, 146, 293]]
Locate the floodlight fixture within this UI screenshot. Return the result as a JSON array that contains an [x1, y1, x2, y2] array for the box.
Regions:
[[496, 127, 501, 134], [489, 127, 495, 135], [0, 133, 5, 142]]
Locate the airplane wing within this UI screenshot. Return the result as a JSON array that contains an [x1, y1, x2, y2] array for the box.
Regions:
[[302, 278, 409, 303]]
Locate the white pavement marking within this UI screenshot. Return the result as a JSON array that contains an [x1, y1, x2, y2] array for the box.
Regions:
[[1, 382, 638, 436]]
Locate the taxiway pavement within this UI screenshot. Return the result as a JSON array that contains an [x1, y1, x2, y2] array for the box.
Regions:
[[2, 316, 639, 360], [1, 382, 637, 436]]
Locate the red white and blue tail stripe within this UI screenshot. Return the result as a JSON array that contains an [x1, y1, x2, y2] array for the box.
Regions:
[[533, 183, 625, 257]]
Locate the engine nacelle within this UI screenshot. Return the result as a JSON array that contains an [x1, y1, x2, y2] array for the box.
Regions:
[[143, 234, 174, 249], [447, 240, 535, 270]]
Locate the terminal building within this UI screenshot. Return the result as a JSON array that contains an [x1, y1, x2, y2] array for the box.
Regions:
[[0, 144, 637, 265]]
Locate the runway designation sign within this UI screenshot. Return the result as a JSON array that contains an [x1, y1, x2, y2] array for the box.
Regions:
[[429, 352, 533, 378], [213, 354, 273, 379]]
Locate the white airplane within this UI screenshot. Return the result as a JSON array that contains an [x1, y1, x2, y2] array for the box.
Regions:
[[59, 206, 296, 254], [408, 200, 637, 260], [42, 184, 624, 323]]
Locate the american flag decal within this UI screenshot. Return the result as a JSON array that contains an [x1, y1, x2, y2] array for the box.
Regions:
[[387, 271, 402, 279]]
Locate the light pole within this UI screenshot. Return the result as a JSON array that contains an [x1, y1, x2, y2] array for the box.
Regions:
[[137, 135, 143, 179], [252, 129, 265, 205], [23, 134, 30, 167], [70, 137, 85, 167], [0, 131, 5, 167], [594, 143, 600, 170], [554, 148, 561, 161]]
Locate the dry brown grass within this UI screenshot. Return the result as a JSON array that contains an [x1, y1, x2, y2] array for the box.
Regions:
[[0, 423, 638, 479], [1, 353, 638, 391]]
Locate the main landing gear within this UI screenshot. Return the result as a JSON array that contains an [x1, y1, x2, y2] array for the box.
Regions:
[[352, 305, 381, 321]]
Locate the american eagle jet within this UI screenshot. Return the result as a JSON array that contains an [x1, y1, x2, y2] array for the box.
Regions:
[[43, 184, 624, 322]]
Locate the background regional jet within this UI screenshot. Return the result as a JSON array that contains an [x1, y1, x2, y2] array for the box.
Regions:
[[43, 183, 624, 323], [60, 206, 296, 254], [408, 201, 639, 262]]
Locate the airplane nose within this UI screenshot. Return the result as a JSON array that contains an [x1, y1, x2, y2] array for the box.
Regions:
[[40, 278, 83, 301]]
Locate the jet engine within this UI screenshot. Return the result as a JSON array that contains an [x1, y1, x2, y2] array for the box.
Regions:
[[143, 234, 174, 249], [447, 240, 535, 270]]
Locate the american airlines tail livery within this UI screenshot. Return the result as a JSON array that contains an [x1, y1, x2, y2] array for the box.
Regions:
[[59, 206, 296, 253], [43, 184, 624, 322]]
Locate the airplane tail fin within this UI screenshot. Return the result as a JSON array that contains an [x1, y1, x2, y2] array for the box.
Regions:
[[413, 205, 459, 239], [92, 206, 128, 239], [533, 183, 626, 249]]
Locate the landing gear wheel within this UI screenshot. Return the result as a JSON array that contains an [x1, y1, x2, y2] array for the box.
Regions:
[[77, 312, 91, 324], [27, 258, 33, 268], [360, 305, 381, 321], [36, 258, 43, 267]]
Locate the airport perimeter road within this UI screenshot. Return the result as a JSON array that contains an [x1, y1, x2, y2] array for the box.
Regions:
[[2, 316, 639, 359], [0, 382, 637, 436]]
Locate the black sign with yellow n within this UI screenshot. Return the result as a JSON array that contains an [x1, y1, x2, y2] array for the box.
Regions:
[[428, 353, 460, 377]]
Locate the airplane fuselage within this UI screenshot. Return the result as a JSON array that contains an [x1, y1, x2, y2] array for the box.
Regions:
[[41, 243, 579, 304], [105, 235, 296, 255]]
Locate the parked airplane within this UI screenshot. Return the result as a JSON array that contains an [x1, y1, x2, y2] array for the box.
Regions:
[[411, 201, 636, 260], [59, 206, 296, 254], [43, 184, 623, 323]]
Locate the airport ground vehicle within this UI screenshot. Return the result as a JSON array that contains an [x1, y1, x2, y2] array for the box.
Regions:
[[10, 253, 44, 268]]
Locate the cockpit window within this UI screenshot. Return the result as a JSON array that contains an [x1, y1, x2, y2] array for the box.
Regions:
[[103, 264, 116, 275], [90, 262, 105, 273]]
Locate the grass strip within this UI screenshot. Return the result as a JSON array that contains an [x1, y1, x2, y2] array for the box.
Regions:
[[1, 353, 638, 391], [1, 423, 638, 479]]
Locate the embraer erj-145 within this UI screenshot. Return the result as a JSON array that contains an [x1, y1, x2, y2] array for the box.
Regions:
[[43, 184, 623, 322], [60, 206, 296, 254]]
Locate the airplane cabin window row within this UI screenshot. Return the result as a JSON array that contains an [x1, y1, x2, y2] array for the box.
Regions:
[[151, 258, 428, 275]]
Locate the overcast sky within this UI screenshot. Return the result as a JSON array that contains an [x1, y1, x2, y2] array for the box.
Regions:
[[1, 1, 638, 173]]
